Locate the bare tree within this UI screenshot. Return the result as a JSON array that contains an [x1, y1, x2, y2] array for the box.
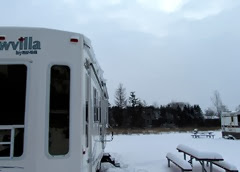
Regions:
[[114, 83, 127, 108], [235, 105, 240, 111], [142, 100, 147, 107], [204, 108, 216, 119], [211, 90, 228, 117], [152, 101, 159, 108]]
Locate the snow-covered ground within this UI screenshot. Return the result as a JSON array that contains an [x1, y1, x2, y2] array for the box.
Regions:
[[101, 131, 240, 172]]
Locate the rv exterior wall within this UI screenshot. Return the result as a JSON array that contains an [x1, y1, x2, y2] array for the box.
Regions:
[[0, 27, 108, 172], [221, 111, 240, 139]]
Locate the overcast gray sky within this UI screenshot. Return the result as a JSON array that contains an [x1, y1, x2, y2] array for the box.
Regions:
[[2, 0, 240, 111]]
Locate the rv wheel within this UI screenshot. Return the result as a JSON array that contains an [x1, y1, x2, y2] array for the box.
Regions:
[[228, 135, 236, 140]]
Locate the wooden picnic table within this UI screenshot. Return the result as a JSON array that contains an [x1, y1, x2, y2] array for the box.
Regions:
[[177, 144, 223, 172]]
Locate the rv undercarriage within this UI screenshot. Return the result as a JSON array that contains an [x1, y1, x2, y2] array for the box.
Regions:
[[101, 153, 120, 168], [222, 131, 240, 139]]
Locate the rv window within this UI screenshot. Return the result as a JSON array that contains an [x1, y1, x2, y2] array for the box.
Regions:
[[99, 100, 102, 123], [49, 65, 70, 156], [0, 65, 26, 157], [85, 74, 89, 147], [238, 115, 240, 126], [94, 88, 99, 121]]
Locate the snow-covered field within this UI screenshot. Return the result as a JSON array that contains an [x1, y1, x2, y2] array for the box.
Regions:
[[101, 131, 240, 172]]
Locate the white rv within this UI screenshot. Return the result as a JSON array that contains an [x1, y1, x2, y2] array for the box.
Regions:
[[221, 111, 240, 139], [0, 27, 111, 172]]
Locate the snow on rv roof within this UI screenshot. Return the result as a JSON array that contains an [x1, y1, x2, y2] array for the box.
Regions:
[[222, 111, 240, 117]]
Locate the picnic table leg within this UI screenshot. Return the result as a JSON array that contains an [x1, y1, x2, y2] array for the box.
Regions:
[[167, 159, 170, 167], [188, 157, 193, 167], [199, 161, 207, 172], [202, 161, 205, 172], [184, 153, 186, 160], [210, 162, 212, 172]]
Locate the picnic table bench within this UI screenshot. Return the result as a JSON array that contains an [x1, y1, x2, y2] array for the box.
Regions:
[[166, 153, 192, 172], [212, 161, 238, 172]]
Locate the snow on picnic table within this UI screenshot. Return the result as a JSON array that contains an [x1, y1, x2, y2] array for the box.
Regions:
[[177, 144, 223, 160], [101, 131, 240, 172]]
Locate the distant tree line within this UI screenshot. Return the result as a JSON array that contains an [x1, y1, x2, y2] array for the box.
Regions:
[[109, 83, 221, 129], [109, 101, 220, 128]]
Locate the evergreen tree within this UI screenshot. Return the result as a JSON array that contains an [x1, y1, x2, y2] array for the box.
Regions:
[[129, 92, 141, 107]]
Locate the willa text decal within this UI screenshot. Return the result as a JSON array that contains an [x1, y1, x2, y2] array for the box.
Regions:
[[0, 37, 41, 56]]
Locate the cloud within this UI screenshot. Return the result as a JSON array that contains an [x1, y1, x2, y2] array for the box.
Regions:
[[136, 0, 189, 13], [75, 0, 240, 37], [104, 8, 169, 37], [184, 7, 221, 20], [62, 0, 77, 5], [10, 0, 239, 38], [182, 0, 240, 20], [88, 0, 122, 9]]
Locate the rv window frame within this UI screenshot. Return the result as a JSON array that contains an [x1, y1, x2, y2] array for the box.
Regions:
[[238, 115, 240, 126], [47, 64, 71, 158], [231, 116, 234, 123], [0, 61, 30, 160], [93, 87, 100, 122], [85, 73, 90, 148]]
